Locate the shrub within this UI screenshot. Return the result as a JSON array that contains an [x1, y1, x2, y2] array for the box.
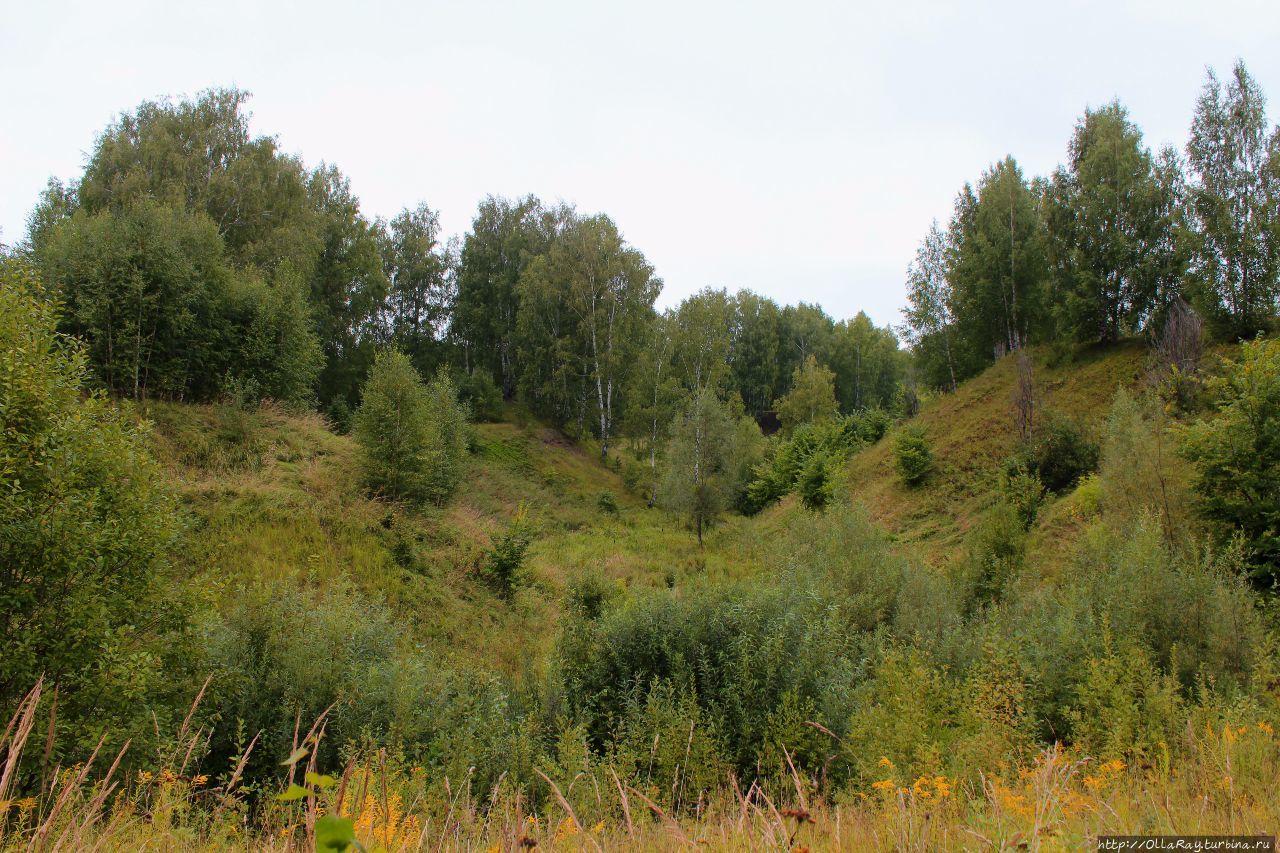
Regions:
[[797, 448, 837, 510], [893, 425, 933, 486], [1000, 462, 1045, 528], [597, 490, 619, 514], [0, 259, 189, 762], [959, 502, 1027, 613]]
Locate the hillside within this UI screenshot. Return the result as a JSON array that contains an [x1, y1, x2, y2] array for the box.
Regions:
[[141, 401, 752, 679]]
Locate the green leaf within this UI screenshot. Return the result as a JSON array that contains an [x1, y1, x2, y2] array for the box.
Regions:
[[305, 771, 338, 790], [276, 783, 315, 802], [280, 746, 309, 766], [315, 814, 358, 852]]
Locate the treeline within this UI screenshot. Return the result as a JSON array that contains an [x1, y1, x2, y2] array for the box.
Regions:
[[17, 88, 903, 452], [904, 60, 1280, 390]]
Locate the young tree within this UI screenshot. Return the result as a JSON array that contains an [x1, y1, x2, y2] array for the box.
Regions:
[[659, 388, 737, 546], [774, 355, 838, 434], [353, 350, 468, 505], [1186, 61, 1280, 337]]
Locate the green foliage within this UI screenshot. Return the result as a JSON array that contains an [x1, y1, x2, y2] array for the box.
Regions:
[[0, 259, 188, 759], [774, 354, 838, 434], [1000, 462, 1045, 528], [659, 389, 748, 543], [353, 351, 468, 505], [893, 425, 933, 486], [1008, 414, 1100, 494], [1182, 337, 1280, 583], [457, 368, 503, 422], [796, 448, 838, 511], [958, 502, 1027, 613], [481, 506, 534, 599], [597, 490, 619, 514], [741, 410, 885, 513]]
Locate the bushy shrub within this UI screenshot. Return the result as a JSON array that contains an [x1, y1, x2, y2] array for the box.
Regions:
[[959, 502, 1027, 613], [893, 425, 933, 486], [796, 448, 838, 510], [597, 490, 619, 514], [0, 259, 191, 762], [740, 410, 884, 513]]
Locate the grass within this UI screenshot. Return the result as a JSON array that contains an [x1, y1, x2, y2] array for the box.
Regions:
[[4, 676, 1277, 851]]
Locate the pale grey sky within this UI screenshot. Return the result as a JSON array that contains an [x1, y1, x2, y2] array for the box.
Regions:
[[3, 0, 1278, 326]]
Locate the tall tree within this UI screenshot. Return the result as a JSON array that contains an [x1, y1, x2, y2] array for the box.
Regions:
[[307, 164, 389, 416], [827, 311, 902, 411], [671, 288, 734, 397], [381, 202, 453, 371], [903, 220, 959, 391], [951, 157, 1048, 360], [774, 355, 838, 434], [728, 290, 783, 414], [1186, 61, 1280, 337], [453, 196, 558, 398], [1045, 102, 1181, 342]]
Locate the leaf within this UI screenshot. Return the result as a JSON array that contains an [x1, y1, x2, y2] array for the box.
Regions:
[[276, 783, 315, 802], [315, 814, 358, 852], [305, 771, 338, 790], [280, 746, 309, 767]]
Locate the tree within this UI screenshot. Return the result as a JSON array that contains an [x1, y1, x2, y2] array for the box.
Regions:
[[894, 425, 933, 487], [622, 310, 684, 504], [659, 389, 738, 545], [353, 350, 468, 505], [516, 213, 660, 458], [728, 290, 783, 414], [1045, 101, 1178, 342], [0, 259, 185, 756], [669, 288, 733, 398], [826, 311, 902, 411], [37, 201, 234, 400], [774, 355, 838, 434], [1182, 337, 1280, 585], [308, 164, 390, 416], [903, 220, 959, 391], [1186, 61, 1280, 337], [380, 202, 453, 372], [453, 196, 557, 398], [950, 157, 1049, 360]]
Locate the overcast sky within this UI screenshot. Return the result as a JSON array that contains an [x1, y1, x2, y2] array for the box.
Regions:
[[3, 0, 1278, 326]]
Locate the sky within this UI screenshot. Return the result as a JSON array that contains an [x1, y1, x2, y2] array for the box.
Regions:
[[3, 0, 1279, 327]]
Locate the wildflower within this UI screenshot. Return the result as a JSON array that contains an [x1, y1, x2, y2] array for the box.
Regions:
[[871, 779, 896, 792], [591, 820, 605, 834], [192, 774, 209, 787], [1103, 759, 1125, 773], [878, 756, 894, 769], [933, 776, 951, 798], [553, 816, 579, 842], [1257, 721, 1274, 735], [18, 797, 38, 814], [137, 771, 154, 784]]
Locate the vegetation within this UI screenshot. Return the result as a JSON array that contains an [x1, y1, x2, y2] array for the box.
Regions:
[[5, 59, 1280, 851]]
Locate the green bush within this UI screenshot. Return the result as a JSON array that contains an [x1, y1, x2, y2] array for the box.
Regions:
[[1009, 414, 1099, 493], [457, 368, 503, 422], [893, 425, 933, 486], [597, 490, 619, 514], [0, 259, 191, 763], [797, 448, 838, 510]]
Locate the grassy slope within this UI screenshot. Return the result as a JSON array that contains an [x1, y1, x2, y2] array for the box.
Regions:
[[141, 402, 729, 680], [829, 341, 1150, 564]]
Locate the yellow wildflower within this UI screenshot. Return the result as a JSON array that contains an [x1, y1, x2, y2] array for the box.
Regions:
[[878, 756, 894, 769]]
